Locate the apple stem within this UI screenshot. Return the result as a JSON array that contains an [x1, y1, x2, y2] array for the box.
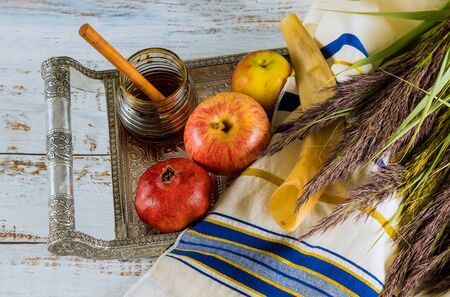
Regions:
[[261, 58, 268, 68], [211, 120, 232, 133]]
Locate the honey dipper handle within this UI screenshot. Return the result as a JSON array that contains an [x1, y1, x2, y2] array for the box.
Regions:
[[79, 23, 165, 101]]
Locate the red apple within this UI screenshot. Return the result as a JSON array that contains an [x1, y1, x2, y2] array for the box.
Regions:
[[135, 158, 212, 233], [184, 92, 270, 175]]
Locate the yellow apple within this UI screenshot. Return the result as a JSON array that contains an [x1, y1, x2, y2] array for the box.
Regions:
[[231, 50, 291, 116]]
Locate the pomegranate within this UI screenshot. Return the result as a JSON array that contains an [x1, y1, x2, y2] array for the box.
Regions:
[[135, 158, 212, 233]]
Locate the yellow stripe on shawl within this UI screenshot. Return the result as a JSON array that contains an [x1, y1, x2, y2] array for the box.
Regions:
[[242, 167, 284, 186], [174, 248, 305, 297], [205, 217, 381, 294], [364, 206, 397, 239], [187, 230, 359, 297], [333, 60, 364, 74], [168, 253, 263, 297], [242, 167, 396, 240]]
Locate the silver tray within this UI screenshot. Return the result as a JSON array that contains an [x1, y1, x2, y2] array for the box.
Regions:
[[42, 48, 288, 260]]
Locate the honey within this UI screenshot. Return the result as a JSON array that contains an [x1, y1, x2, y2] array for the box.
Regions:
[[117, 48, 197, 143], [127, 72, 182, 100]]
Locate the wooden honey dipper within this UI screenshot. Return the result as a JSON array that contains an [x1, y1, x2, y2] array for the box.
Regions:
[[79, 23, 165, 101]]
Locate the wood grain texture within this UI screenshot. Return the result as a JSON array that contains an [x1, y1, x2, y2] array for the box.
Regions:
[[0, 155, 115, 242], [0, 244, 154, 297], [0, 1, 312, 296]]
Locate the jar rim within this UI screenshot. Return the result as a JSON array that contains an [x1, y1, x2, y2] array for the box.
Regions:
[[118, 47, 188, 105]]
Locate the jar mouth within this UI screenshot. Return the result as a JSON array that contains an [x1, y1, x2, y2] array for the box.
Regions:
[[118, 47, 188, 105]]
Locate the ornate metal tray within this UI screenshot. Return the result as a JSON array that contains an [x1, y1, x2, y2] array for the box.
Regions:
[[42, 48, 287, 260]]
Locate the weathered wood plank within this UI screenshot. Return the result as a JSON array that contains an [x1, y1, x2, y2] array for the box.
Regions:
[[0, 155, 115, 242], [0, 244, 154, 297], [0, 0, 311, 154]]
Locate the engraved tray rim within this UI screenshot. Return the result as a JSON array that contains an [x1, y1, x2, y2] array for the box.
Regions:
[[42, 47, 288, 260]]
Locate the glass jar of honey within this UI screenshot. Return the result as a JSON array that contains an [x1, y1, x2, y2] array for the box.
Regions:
[[116, 48, 197, 143]]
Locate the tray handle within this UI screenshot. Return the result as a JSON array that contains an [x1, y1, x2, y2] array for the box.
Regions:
[[43, 57, 75, 234], [42, 57, 170, 260]]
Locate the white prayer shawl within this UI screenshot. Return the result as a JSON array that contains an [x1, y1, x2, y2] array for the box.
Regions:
[[126, 1, 447, 296]]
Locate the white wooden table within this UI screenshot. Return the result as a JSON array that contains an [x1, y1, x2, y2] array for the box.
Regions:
[[0, 1, 311, 296]]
